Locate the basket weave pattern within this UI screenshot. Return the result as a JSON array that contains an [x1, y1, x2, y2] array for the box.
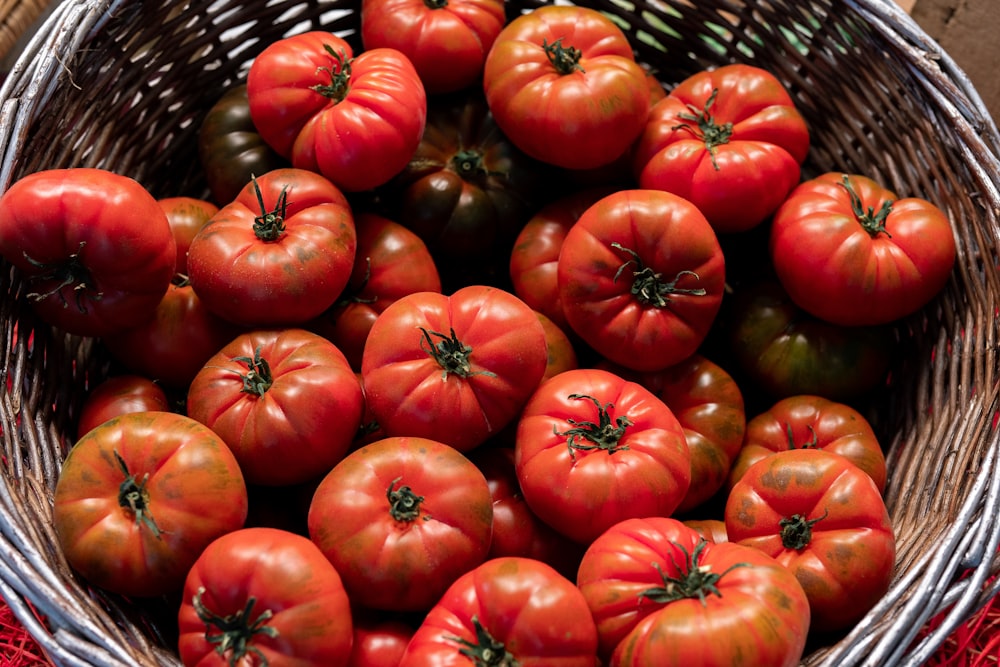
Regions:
[[1, 0, 999, 665]]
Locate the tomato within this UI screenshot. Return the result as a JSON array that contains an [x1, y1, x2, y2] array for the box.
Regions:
[[725, 449, 896, 631], [307, 212, 441, 371], [158, 196, 219, 276], [348, 617, 414, 667], [247, 31, 427, 192], [728, 394, 887, 493], [482, 5, 651, 170], [307, 436, 494, 611], [361, 285, 548, 452], [577, 517, 810, 665], [76, 375, 170, 439], [514, 368, 691, 545], [361, 0, 505, 94], [633, 63, 809, 234], [769, 172, 956, 326], [177, 527, 353, 667], [0, 168, 176, 337], [52, 411, 248, 598], [399, 557, 599, 666], [682, 518, 728, 544], [186, 328, 364, 486], [536, 310, 578, 382], [558, 189, 726, 372], [186, 168, 356, 327]]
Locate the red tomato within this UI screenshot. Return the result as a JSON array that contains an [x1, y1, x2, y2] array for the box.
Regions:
[[348, 617, 414, 667], [769, 172, 956, 326], [158, 196, 219, 276], [633, 63, 809, 234], [178, 527, 353, 667], [307, 436, 494, 611], [536, 310, 578, 382], [361, 285, 548, 452], [558, 189, 726, 372], [514, 368, 691, 545], [186, 328, 364, 486], [247, 31, 427, 192], [361, 0, 505, 94], [682, 518, 728, 544], [76, 375, 170, 438], [482, 5, 651, 169], [399, 557, 599, 666], [52, 411, 248, 598], [725, 449, 896, 631], [0, 168, 176, 337], [577, 517, 810, 665], [186, 168, 356, 327]]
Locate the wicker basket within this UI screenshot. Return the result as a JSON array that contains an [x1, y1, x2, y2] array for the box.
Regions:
[[0, 0, 53, 65], [1, 0, 999, 665]]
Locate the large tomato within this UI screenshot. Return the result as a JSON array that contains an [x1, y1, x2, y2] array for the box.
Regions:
[[725, 449, 896, 631], [186, 168, 356, 327], [361, 285, 548, 452], [633, 63, 809, 234], [52, 411, 248, 598], [186, 328, 364, 486], [514, 368, 691, 545], [399, 557, 599, 666], [247, 31, 427, 192], [347, 616, 414, 667], [769, 172, 957, 326], [0, 168, 176, 337], [361, 0, 505, 94], [577, 517, 810, 665], [557, 189, 726, 372], [307, 436, 494, 611], [76, 375, 171, 438], [177, 527, 353, 667], [158, 196, 218, 276], [482, 5, 651, 170]]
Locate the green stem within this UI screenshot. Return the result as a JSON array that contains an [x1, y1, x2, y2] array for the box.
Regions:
[[542, 38, 585, 75], [839, 174, 894, 238], [672, 88, 733, 171], [387, 477, 424, 522], [250, 176, 288, 242], [232, 345, 274, 397], [779, 509, 828, 550], [115, 451, 163, 539], [310, 44, 353, 102], [447, 616, 519, 667], [554, 393, 632, 461], [419, 327, 496, 380], [192, 587, 278, 666], [637, 540, 748, 606], [612, 243, 707, 307], [22, 241, 102, 311]]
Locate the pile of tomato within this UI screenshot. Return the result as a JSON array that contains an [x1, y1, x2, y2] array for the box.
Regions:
[[0, 2, 959, 665]]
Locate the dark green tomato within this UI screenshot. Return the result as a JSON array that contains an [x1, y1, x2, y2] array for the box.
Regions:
[[198, 84, 288, 206]]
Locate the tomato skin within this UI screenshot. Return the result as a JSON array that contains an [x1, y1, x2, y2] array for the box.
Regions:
[[178, 527, 354, 667], [307, 436, 494, 611], [483, 5, 651, 170], [399, 556, 599, 666], [577, 517, 809, 665], [536, 310, 578, 382], [361, 0, 505, 94], [769, 172, 956, 326], [725, 449, 896, 631], [634, 64, 809, 234], [347, 617, 414, 667], [0, 168, 176, 337], [186, 328, 364, 486], [158, 196, 219, 276], [76, 375, 170, 438], [515, 368, 691, 545], [186, 168, 357, 327], [53, 411, 248, 598], [361, 285, 548, 452], [682, 518, 728, 544]]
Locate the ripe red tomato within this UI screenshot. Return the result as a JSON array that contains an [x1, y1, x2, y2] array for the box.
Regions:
[[577, 517, 810, 665], [557, 189, 726, 372], [725, 449, 896, 631], [76, 375, 170, 438], [307, 436, 494, 611], [53, 411, 248, 598], [247, 31, 427, 192], [536, 310, 578, 382], [177, 527, 354, 667], [361, 0, 505, 94], [482, 5, 651, 169], [361, 285, 548, 452], [682, 518, 728, 544], [399, 557, 599, 666], [633, 63, 809, 234], [186, 328, 364, 486], [158, 196, 218, 276], [347, 616, 414, 667], [186, 168, 356, 327], [769, 172, 956, 326], [0, 168, 176, 337], [515, 368, 691, 545]]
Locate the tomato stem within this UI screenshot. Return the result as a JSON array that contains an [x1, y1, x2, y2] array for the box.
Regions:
[[452, 149, 489, 179], [232, 345, 274, 396], [839, 174, 894, 238], [419, 327, 496, 380], [542, 38, 586, 75], [192, 587, 278, 666], [637, 539, 748, 607], [785, 422, 819, 449], [672, 88, 733, 171], [611, 242, 707, 307], [447, 616, 519, 667], [779, 509, 828, 550], [311, 44, 353, 102], [21, 241, 103, 311], [386, 477, 424, 522], [114, 450, 163, 539], [251, 176, 289, 242], [554, 393, 632, 461], [424, 0, 449, 9]]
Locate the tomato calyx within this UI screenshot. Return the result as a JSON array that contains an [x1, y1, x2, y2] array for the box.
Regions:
[[22, 241, 103, 311], [779, 509, 829, 550], [424, 0, 449, 8], [192, 586, 278, 666], [673, 88, 733, 171], [115, 450, 163, 538], [251, 177, 288, 242], [420, 327, 497, 380], [311, 44, 353, 103], [839, 174, 894, 238], [232, 346, 274, 396], [447, 615, 519, 667], [554, 393, 632, 461], [637, 539, 747, 607], [451, 149, 492, 180], [386, 477, 425, 522], [611, 242, 708, 307], [542, 38, 585, 75], [785, 422, 819, 449]]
